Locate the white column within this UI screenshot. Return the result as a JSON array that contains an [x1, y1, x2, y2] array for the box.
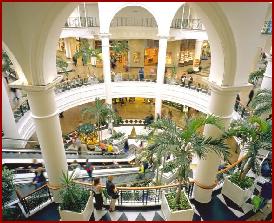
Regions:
[[193, 40, 203, 71], [64, 38, 72, 59], [2, 78, 21, 147], [100, 33, 112, 105], [193, 83, 251, 203], [261, 52, 272, 90], [155, 36, 168, 118], [26, 84, 68, 201]]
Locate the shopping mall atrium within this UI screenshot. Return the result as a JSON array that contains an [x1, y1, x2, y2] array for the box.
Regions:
[[2, 2, 272, 221]]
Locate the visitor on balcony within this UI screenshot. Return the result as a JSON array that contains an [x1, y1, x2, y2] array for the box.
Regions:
[[181, 74, 186, 86], [138, 67, 144, 81], [106, 175, 119, 212], [234, 94, 241, 112], [92, 177, 104, 210], [100, 142, 107, 154], [32, 167, 46, 189]]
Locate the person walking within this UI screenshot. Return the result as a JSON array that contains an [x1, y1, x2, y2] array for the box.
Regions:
[[32, 167, 46, 189], [138, 67, 144, 81], [92, 177, 104, 210], [124, 139, 129, 153], [85, 159, 94, 181], [106, 176, 119, 212], [234, 94, 241, 112]]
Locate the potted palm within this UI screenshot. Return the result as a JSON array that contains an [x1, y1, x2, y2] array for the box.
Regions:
[[73, 39, 101, 66], [251, 89, 272, 117], [221, 116, 272, 207], [148, 116, 229, 220], [59, 171, 94, 221], [81, 98, 118, 143]]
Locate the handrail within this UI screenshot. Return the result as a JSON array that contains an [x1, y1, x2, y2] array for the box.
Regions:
[[217, 154, 247, 175], [2, 137, 39, 143], [19, 184, 49, 199]]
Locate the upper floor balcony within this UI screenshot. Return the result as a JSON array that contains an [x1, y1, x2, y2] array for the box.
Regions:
[[64, 16, 205, 31]]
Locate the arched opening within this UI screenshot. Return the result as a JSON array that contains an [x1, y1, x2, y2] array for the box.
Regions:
[[56, 3, 104, 86], [109, 6, 159, 82], [165, 3, 211, 92]]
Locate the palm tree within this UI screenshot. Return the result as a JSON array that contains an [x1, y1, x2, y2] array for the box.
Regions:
[[110, 40, 129, 60], [248, 68, 265, 85], [147, 116, 229, 207], [224, 116, 272, 181], [251, 88, 272, 116], [81, 98, 117, 143], [74, 39, 101, 66]]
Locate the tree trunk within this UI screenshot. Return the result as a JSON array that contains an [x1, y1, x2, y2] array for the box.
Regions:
[[240, 160, 252, 180], [175, 176, 183, 207], [155, 164, 159, 185], [160, 155, 167, 184]]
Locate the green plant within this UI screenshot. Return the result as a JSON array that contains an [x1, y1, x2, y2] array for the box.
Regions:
[[248, 68, 265, 85], [81, 98, 118, 142], [171, 64, 177, 79], [109, 131, 125, 140], [2, 167, 15, 206], [224, 116, 272, 181], [73, 39, 101, 66], [56, 57, 69, 75], [146, 116, 229, 208], [166, 192, 191, 211], [229, 172, 254, 190], [59, 171, 89, 213], [111, 40, 129, 60], [186, 68, 194, 74], [251, 89, 272, 116]]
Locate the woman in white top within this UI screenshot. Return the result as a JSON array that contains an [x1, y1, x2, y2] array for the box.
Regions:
[[92, 177, 104, 210]]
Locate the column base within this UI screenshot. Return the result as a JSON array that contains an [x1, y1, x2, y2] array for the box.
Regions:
[[193, 184, 213, 203]]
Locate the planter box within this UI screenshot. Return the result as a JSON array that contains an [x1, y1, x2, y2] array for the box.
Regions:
[[161, 192, 194, 221], [221, 177, 254, 207], [59, 192, 94, 221]]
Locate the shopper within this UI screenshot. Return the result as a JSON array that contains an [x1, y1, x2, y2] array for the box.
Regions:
[[138, 67, 144, 81], [92, 177, 104, 210], [258, 178, 272, 211], [234, 94, 241, 112], [106, 175, 119, 212], [85, 159, 94, 180], [32, 167, 46, 189], [124, 139, 129, 153], [107, 143, 113, 153]]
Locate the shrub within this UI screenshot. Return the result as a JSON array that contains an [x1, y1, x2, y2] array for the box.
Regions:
[[229, 172, 254, 190], [2, 167, 15, 206], [186, 68, 194, 74], [166, 192, 191, 211], [59, 171, 90, 213]]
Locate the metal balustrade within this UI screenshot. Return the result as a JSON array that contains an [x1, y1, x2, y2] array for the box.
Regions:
[[63, 16, 205, 31], [13, 99, 30, 123]]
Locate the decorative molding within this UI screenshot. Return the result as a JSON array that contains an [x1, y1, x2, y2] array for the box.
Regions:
[[208, 81, 253, 94]]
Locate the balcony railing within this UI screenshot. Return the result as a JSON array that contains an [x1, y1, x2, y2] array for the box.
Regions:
[[110, 17, 157, 28], [261, 20, 272, 35], [13, 99, 30, 123], [171, 18, 205, 31], [64, 16, 205, 31]]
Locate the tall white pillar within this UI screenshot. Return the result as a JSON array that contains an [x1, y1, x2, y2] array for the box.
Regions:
[[193, 40, 203, 71], [19, 79, 68, 201], [64, 38, 72, 59], [2, 78, 21, 147], [261, 52, 272, 90], [155, 36, 168, 118], [193, 82, 251, 203], [100, 33, 112, 105]]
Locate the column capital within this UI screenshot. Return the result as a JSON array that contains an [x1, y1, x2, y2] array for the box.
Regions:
[[208, 81, 253, 95], [8, 75, 63, 92], [99, 33, 111, 39]]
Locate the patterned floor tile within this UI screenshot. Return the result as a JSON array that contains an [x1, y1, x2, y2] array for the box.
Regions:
[[136, 213, 146, 221], [118, 212, 128, 221]]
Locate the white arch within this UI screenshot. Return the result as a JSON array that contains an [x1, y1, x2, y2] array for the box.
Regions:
[[2, 41, 27, 83]]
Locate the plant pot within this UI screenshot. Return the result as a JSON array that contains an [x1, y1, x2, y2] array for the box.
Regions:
[[59, 192, 94, 221], [161, 192, 194, 221], [221, 177, 254, 207]]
